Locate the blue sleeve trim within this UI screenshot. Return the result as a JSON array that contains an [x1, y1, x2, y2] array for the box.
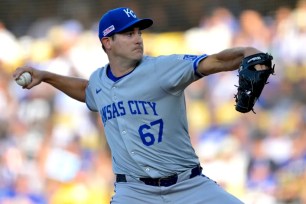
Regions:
[[193, 54, 208, 77]]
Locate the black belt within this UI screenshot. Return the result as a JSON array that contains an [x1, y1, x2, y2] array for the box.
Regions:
[[116, 165, 202, 187]]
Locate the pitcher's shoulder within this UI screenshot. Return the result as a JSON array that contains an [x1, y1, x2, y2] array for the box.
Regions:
[[89, 65, 108, 79]]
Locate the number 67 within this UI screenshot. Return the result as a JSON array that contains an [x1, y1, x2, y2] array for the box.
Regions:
[[138, 119, 164, 146]]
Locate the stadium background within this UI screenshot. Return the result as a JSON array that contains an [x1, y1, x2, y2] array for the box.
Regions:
[[0, 0, 306, 203]]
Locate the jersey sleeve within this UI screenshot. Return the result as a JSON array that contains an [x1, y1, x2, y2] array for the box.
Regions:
[[85, 71, 99, 112], [154, 54, 208, 95]]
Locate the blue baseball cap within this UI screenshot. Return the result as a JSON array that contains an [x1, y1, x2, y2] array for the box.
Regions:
[[98, 7, 153, 39]]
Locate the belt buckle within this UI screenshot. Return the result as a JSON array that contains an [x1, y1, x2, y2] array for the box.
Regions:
[[158, 175, 177, 187]]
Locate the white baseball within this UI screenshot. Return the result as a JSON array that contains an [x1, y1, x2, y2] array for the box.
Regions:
[[16, 72, 32, 86]]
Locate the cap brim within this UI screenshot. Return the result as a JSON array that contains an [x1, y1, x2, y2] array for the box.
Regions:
[[116, 18, 153, 33]]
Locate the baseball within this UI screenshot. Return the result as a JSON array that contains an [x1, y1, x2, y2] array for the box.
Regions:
[[16, 72, 32, 86]]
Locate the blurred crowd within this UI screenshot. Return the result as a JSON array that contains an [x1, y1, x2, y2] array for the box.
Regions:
[[1, 0, 306, 204]]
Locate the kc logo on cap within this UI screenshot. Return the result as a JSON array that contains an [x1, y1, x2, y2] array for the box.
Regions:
[[123, 8, 137, 18], [98, 7, 153, 39]]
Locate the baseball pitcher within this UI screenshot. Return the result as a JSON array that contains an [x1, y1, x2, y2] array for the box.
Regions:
[[13, 7, 274, 204]]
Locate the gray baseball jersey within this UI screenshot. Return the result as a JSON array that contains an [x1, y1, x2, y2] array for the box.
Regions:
[[85, 54, 207, 178]]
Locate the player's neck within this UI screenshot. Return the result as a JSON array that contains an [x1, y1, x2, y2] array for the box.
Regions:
[[109, 59, 140, 77]]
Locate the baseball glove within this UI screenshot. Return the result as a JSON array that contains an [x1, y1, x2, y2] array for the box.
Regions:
[[234, 53, 275, 113]]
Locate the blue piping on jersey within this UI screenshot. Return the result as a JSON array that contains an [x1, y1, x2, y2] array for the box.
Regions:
[[107, 64, 139, 82], [193, 54, 208, 77], [107, 65, 126, 82]]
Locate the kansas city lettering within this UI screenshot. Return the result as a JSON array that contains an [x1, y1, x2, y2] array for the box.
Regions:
[[100, 100, 158, 124]]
